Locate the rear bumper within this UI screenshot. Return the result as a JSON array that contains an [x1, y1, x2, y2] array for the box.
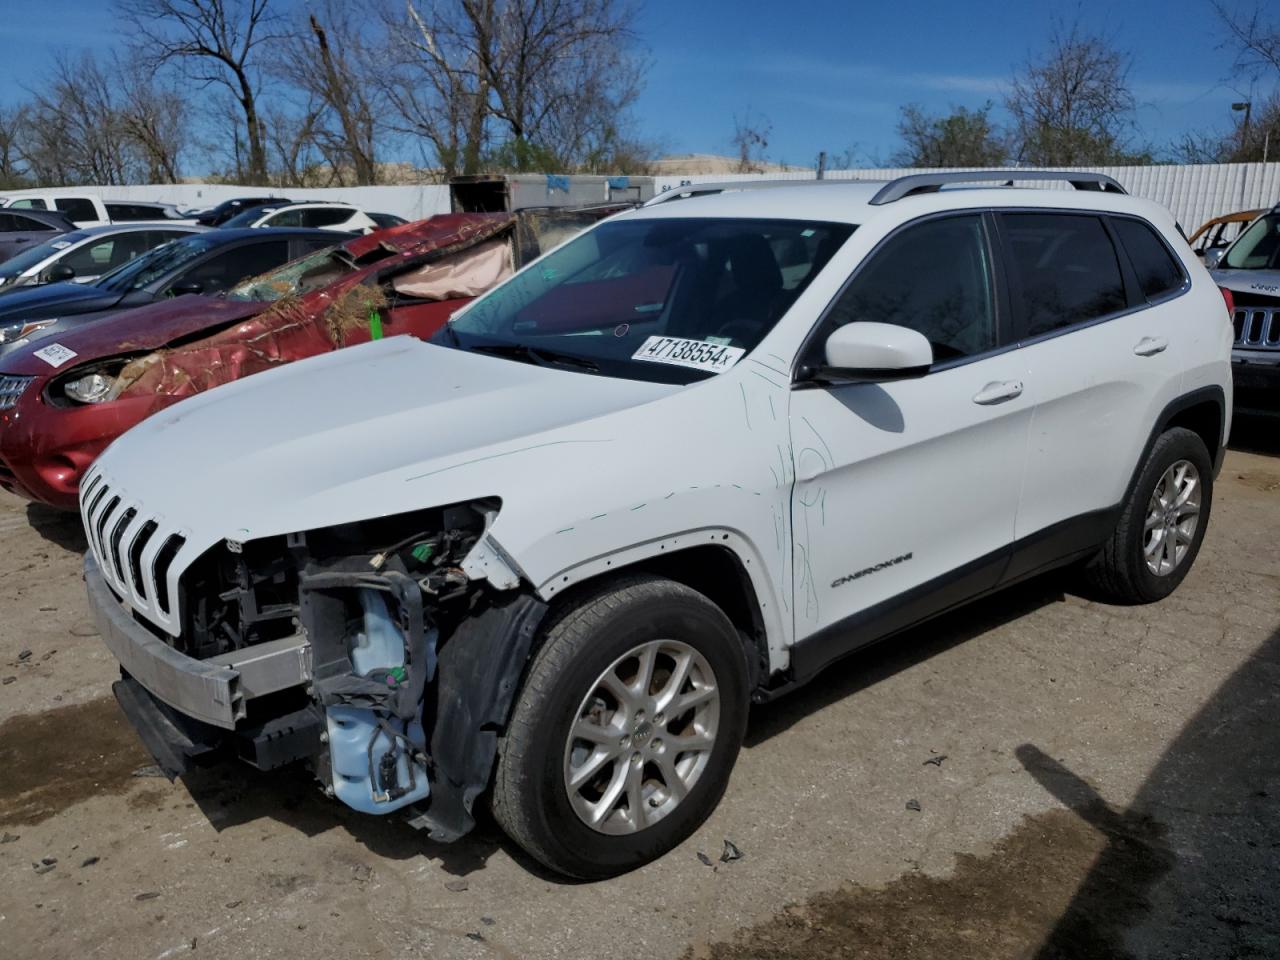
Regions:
[[85, 552, 312, 729], [1232, 353, 1280, 417]]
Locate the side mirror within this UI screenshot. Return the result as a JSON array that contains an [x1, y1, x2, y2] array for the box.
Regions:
[[46, 263, 75, 283], [168, 280, 204, 296], [1202, 247, 1225, 270], [810, 322, 933, 383]]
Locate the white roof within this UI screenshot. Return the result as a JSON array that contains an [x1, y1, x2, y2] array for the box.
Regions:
[[624, 180, 1179, 230]]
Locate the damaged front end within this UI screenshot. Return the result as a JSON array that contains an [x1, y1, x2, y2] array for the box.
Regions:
[[91, 500, 546, 842]]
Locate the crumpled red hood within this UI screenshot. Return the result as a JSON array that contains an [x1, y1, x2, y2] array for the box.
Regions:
[[110, 212, 516, 401], [342, 212, 513, 260], [0, 295, 270, 377]]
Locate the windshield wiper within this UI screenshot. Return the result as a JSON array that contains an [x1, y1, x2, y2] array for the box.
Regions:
[[470, 342, 599, 372]]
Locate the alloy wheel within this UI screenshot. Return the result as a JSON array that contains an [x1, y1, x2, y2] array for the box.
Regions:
[[563, 639, 721, 835], [1143, 459, 1201, 576]]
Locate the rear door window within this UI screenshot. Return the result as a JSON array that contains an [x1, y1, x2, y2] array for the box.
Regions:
[[300, 207, 352, 228], [107, 203, 162, 222], [15, 213, 58, 232], [54, 197, 99, 222], [170, 240, 290, 295], [63, 232, 158, 275], [1000, 213, 1127, 340], [263, 208, 306, 227], [1111, 218, 1185, 301]]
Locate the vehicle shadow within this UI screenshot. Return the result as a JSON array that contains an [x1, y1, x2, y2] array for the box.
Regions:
[[179, 756, 571, 882], [25, 502, 88, 553], [1021, 625, 1280, 957], [744, 574, 1068, 748], [1228, 413, 1280, 457]]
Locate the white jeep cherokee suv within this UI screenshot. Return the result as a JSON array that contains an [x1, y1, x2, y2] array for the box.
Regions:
[[80, 171, 1232, 878]]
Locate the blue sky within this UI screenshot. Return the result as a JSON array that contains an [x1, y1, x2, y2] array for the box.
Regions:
[[0, 0, 1265, 168]]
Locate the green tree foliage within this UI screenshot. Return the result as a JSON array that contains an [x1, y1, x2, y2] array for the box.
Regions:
[[892, 103, 1008, 167]]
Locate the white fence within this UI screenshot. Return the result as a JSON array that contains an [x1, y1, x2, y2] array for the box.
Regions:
[[5, 162, 1280, 230], [655, 163, 1280, 234]]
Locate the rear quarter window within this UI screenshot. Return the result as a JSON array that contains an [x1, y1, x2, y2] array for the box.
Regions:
[[54, 197, 99, 222], [1111, 218, 1185, 301], [1001, 212, 1127, 339]]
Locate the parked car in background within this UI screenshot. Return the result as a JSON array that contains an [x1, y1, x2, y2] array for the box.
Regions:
[[0, 228, 340, 359], [220, 200, 379, 233], [1208, 202, 1280, 417], [74, 171, 1230, 878], [1190, 208, 1265, 262], [0, 207, 623, 508], [191, 196, 292, 227], [370, 212, 409, 228], [0, 193, 110, 227], [0, 223, 206, 291], [104, 201, 198, 224], [0, 208, 75, 262]]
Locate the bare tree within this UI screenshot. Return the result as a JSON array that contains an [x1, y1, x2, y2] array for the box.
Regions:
[[118, 63, 189, 182], [1214, 1, 1280, 77], [893, 103, 1008, 167], [379, 0, 648, 177], [731, 110, 772, 173], [114, 0, 282, 185], [262, 104, 325, 186], [22, 53, 138, 184], [0, 106, 30, 188], [271, 4, 382, 185], [1006, 20, 1144, 164]]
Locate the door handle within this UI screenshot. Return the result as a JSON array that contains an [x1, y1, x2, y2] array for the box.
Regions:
[[1133, 336, 1168, 357], [972, 380, 1024, 405]]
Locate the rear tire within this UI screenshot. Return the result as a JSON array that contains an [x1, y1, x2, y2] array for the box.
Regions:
[[1084, 427, 1212, 603], [491, 575, 749, 879]]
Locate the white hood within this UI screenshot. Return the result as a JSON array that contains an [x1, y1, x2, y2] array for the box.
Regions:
[[97, 336, 676, 543]]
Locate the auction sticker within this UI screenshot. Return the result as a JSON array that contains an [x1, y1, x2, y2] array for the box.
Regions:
[[632, 336, 744, 373], [33, 343, 78, 368]]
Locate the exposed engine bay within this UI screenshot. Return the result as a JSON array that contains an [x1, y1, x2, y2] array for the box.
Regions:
[[115, 500, 546, 842]]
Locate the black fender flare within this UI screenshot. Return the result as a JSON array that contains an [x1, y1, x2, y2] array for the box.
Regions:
[[406, 592, 547, 841]]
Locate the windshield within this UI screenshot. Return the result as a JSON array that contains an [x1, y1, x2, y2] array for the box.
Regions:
[[226, 245, 350, 302], [221, 206, 276, 228], [436, 217, 853, 384], [1224, 213, 1280, 270], [97, 233, 217, 293]]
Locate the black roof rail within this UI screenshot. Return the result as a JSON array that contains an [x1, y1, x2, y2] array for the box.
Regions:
[[868, 170, 1127, 205]]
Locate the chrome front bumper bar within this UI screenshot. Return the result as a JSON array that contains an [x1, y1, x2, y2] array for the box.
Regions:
[[85, 553, 311, 729]]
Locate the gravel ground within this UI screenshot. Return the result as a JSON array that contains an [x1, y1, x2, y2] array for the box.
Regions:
[[0, 421, 1277, 960]]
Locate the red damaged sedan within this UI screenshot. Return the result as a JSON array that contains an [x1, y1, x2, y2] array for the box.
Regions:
[[0, 212, 532, 509]]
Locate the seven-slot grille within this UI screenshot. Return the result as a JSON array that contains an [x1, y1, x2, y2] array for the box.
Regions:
[[1233, 306, 1280, 351], [0, 375, 32, 411], [80, 468, 187, 634]]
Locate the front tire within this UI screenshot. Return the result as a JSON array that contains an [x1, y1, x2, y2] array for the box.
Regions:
[[1084, 427, 1213, 603], [491, 575, 749, 879]]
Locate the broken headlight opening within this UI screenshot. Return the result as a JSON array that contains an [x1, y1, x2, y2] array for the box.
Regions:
[[47, 361, 129, 407], [63, 371, 115, 404], [167, 497, 544, 839]]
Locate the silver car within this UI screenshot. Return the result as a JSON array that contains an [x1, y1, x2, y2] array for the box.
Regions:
[[1207, 204, 1280, 417], [0, 222, 207, 292]]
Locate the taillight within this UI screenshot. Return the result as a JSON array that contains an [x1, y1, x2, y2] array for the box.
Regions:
[[1220, 286, 1235, 315]]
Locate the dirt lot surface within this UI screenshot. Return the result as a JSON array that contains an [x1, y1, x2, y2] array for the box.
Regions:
[[1, 424, 1277, 960]]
